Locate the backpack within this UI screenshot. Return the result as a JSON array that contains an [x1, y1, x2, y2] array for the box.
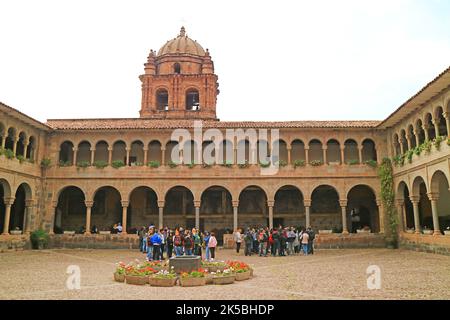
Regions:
[[174, 235, 182, 246], [184, 236, 193, 247]]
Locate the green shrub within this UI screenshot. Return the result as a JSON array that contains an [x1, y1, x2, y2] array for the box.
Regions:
[[93, 160, 108, 168], [16, 154, 25, 163], [310, 160, 323, 166], [238, 161, 249, 168], [0, 147, 4, 156], [433, 136, 444, 151], [275, 160, 288, 167], [147, 160, 160, 168], [168, 160, 178, 168], [378, 158, 398, 248], [364, 159, 377, 168], [59, 160, 71, 167], [220, 161, 233, 168], [187, 162, 195, 169], [4, 148, 14, 159], [406, 149, 414, 163], [111, 160, 125, 168], [30, 229, 50, 249], [293, 159, 305, 168], [347, 159, 359, 165], [447, 138, 450, 146], [423, 140, 432, 154], [202, 162, 213, 168], [40, 158, 51, 168], [77, 160, 91, 168], [259, 161, 270, 168]]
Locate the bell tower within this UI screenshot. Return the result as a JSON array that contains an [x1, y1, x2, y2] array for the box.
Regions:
[[139, 27, 219, 120]]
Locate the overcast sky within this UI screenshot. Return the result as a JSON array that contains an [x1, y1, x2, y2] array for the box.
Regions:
[[0, 0, 449, 123]]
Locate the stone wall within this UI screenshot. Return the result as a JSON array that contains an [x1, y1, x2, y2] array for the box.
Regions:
[[399, 233, 450, 256], [0, 235, 30, 252], [49, 234, 140, 250]]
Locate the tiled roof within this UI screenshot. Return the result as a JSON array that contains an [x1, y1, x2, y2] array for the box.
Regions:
[[46, 118, 380, 130]]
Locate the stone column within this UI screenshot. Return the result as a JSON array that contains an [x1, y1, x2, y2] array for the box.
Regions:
[[143, 147, 148, 165], [107, 147, 113, 165], [194, 200, 201, 230], [251, 147, 257, 165], [233, 147, 237, 165], [305, 146, 310, 165], [427, 193, 442, 235], [304, 199, 311, 228], [432, 120, 440, 138], [158, 200, 164, 229], [72, 147, 78, 166], [161, 147, 166, 165], [376, 199, 384, 233], [267, 201, 274, 230], [287, 146, 292, 165], [49, 201, 57, 235], [409, 196, 421, 234], [12, 136, 18, 156], [413, 130, 420, 147], [423, 125, 429, 141], [2, 198, 15, 235], [121, 200, 129, 234], [443, 112, 450, 137], [399, 138, 404, 155], [395, 199, 405, 232], [84, 200, 93, 235], [339, 200, 349, 234], [90, 147, 95, 164], [358, 145, 363, 164], [340, 146, 345, 164], [125, 147, 130, 166], [23, 143, 29, 159], [322, 146, 327, 164], [232, 200, 239, 231], [24, 199, 35, 234], [406, 135, 412, 150]]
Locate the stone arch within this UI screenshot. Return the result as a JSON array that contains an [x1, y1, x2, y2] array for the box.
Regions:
[[185, 88, 200, 111], [400, 129, 408, 152], [156, 88, 169, 111], [130, 140, 144, 165], [415, 119, 426, 145], [91, 186, 122, 232], [76, 140, 91, 164], [236, 139, 251, 164], [94, 140, 109, 163], [346, 185, 379, 233], [59, 141, 74, 165], [16, 131, 27, 157], [274, 185, 304, 228], [165, 140, 179, 165], [54, 186, 86, 234], [361, 138, 377, 162], [291, 139, 305, 162], [326, 139, 341, 164], [412, 176, 431, 229], [26, 135, 36, 160], [344, 139, 359, 163], [424, 112, 435, 140], [0, 121, 5, 146], [128, 186, 158, 232], [272, 139, 288, 164], [182, 139, 199, 164], [218, 139, 233, 165], [147, 140, 162, 164], [0, 179, 12, 233], [311, 185, 341, 231], [434, 106, 447, 137], [256, 139, 269, 164], [407, 124, 416, 149], [164, 186, 194, 228], [397, 181, 414, 230], [308, 139, 323, 163], [430, 170, 450, 233], [238, 185, 268, 228], [5, 127, 17, 151], [112, 140, 127, 164], [8, 183, 32, 233]]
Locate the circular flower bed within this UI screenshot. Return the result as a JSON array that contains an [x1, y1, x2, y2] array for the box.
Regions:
[[113, 259, 253, 287]]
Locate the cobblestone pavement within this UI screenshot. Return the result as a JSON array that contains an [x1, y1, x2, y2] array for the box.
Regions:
[[1, 248, 449, 300]]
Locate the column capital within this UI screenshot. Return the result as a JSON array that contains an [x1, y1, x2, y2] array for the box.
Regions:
[[72, 147, 78, 152], [376, 199, 382, 207], [267, 200, 274, 207], [409, 195, 420, 204], [339, 199, 347, 207], [304, 146, 310, 150], [158, 200, 165, 208], [193, 200, 201, 208], [85, 200, 94, 208], [90, 147, 96, 152], [121, 200, 129, 207], [232, 200, 239, 207], [303, 199, 312, 207], [427, 192, 439, 201], [4, 197, 15, 206], [442, 111, 449, 119], [322, 146, 328, 151], [107, 147, 113, 151], [143, 147, 149, 151]]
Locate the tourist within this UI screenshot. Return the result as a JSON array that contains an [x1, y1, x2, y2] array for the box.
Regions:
[[204, 231, 211, 261], [173, 229, 183, 257], [146, 228, 154, 261], [252, 228, 259, 254], [151, 230, 162, 260], [258, 228, 267, 257], [287, 227, 296, 255], [271, 228, 280, 256], [293, 228, 300, 254], [159, 228, 166, 259], [117, 223, 123, 234], [279, 228, 287, 256], [233, 228, 242, 254], [166, 230, 174, 258], [307, 227, 316, 255], [184, 230, 194, 255], [244, 228, 253, 256], [192, 228, 202, 257], [265, 227, 271, 256], [208, 232, 218, 260], [91, 225, 98, 234], [301, 228, 310, 256], [138, 226, 146, 252]]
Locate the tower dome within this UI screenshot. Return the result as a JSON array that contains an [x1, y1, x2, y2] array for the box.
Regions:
[[157, 26, 206, 56]]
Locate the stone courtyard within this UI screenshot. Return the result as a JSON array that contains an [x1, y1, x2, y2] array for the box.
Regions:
[[1, 248, 449, 300]]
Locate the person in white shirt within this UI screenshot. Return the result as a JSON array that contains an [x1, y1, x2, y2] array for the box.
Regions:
[[233, 228, 242, 254]]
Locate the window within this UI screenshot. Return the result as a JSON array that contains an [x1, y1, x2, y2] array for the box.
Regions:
[[174, 63, 181, 74], [186, 89, 200, 110], [156, 89, 169, 111]]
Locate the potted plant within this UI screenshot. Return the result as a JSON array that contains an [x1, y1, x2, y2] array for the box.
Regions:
[[179, 269, 207, 287], [357, 226, 371, 234], [30, 229, 50, 249], [10, 227, 23, 235], [147, 160, 160, 168], [201, 260, 228, 273], [149, 269, 177, 287], [113, 262, 127, 282], [293, 159, 305, 168], [227, 261, 251, 281], [405, 228, 415, 234], [318, 229, 333, 234], [63, 230, 76, 235], [125, 263, 157, 285], [422, 227, 433, 235], [211, 268, 236, 285]]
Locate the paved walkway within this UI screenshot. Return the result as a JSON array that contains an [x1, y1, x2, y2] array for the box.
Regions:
[[1, 248, 449, 299]]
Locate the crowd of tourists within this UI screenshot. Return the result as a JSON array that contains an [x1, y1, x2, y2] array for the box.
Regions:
[[233, 226, 316, 256], [137, 225, 218, 262]]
